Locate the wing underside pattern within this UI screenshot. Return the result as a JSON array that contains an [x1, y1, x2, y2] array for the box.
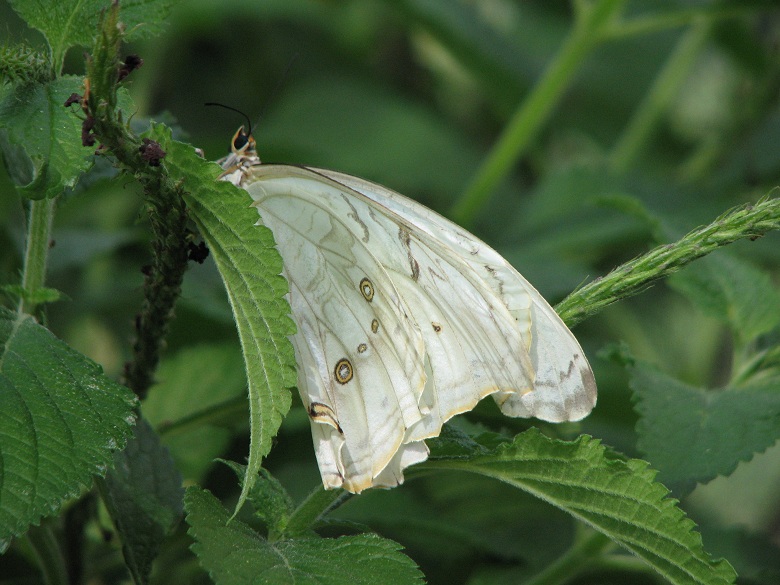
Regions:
[[226, 163, 596, 493]]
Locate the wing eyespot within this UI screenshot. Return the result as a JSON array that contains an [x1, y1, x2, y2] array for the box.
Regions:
[[334, 358, 354, 384], [432, 322, 442, 333], [371, 319, 379, 333], [357, 343, 368, 353], [359, 277, 374, 302]]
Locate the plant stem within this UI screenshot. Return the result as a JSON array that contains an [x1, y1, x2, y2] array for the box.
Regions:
[[18, 197, 56, 317], [555, 196, 780, 327], [157, 395, 248, 437], [25, 525, 68, 585], [280, 484, 351, 538], [86, 3, 191, 400], [449, 0, 626, 227], [122, 190, 190, 400], [602, 6, 750, 41], [522, 529, 613, 585], [609, 18, 712, 173]]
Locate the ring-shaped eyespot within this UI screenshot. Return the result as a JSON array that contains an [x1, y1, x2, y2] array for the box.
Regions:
[[334, 358, 354, 384], [359, 277, 374, 302]]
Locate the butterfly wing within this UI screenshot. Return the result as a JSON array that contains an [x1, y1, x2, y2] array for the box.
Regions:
[[315, 169, 597, 423], [233, 164, 595, 492]]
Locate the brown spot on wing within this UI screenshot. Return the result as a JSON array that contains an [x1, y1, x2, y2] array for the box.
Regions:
[[341, 194, 370, 243], [308, 401, 343, 433], [398, 227, 420, 282]]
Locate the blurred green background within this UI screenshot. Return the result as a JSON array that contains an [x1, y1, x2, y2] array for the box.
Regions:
[[2, 1, 780, 583]]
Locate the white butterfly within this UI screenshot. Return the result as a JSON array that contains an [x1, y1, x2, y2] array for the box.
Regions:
[[219, 127, 596, 493]]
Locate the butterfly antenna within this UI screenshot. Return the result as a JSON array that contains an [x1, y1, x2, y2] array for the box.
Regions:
[[206, 56, 298, 136], [204, 102, 253, 136]]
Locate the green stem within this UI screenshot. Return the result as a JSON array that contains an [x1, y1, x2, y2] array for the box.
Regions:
[[555, 196, 780, 327], [449, 0, 626, 227], [602, 6, 753, 41], [24, 524, 69, 585], [280, 484, 351, 538], [122, 192, 190, 400], [19, 197, 56, 316], [609, 17, 711, 173], [157, 395, 248, 438], [522, 528, 613, 585]]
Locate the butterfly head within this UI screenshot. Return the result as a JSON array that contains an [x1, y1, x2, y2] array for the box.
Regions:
[[218, 126, 261, 183], [231, 125, 257, 157]]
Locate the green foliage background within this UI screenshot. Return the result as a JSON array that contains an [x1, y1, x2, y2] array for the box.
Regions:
[[1, 1, 780, 584]]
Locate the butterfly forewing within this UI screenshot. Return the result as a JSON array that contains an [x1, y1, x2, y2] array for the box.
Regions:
[[316, 169, 596, 423], [250, 167, 539, 428]]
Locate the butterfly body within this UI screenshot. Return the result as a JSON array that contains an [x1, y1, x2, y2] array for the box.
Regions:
[[220, 128, 596, 493]]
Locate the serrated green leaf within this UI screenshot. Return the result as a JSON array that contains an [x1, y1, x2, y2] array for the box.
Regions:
[[147, 124, 296, 515], [427, 424, 495, 459], [185, 487, 424, 585], [222, 461, 294, 536], [426, 428, 737, 585], [0, 76, 90, 199], [100, 417, 184, 585], [7, 0, 179, 69], [668, 253, 780, 343], [0, 307, 137, 547], [630, 359, 780, 495], [143, 344, 247, 482]]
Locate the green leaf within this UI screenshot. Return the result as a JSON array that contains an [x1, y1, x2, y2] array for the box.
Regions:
[[0, 284, 62, 306], [148, 125, 296, 514], [7, 0, 178, 69], [0, 307, 137, 548], [427, 424, 496, 459], [668, 253, 780, 344], [142, 344, 247, 482], [426, 428, 737, 585], [630, 359, 780, 495], [0, 76, 90, 200], [185, 487, 424, 585], [111, 0, 180, 40], [100, 417, 184, 585], [222, 461, 294, 537]]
